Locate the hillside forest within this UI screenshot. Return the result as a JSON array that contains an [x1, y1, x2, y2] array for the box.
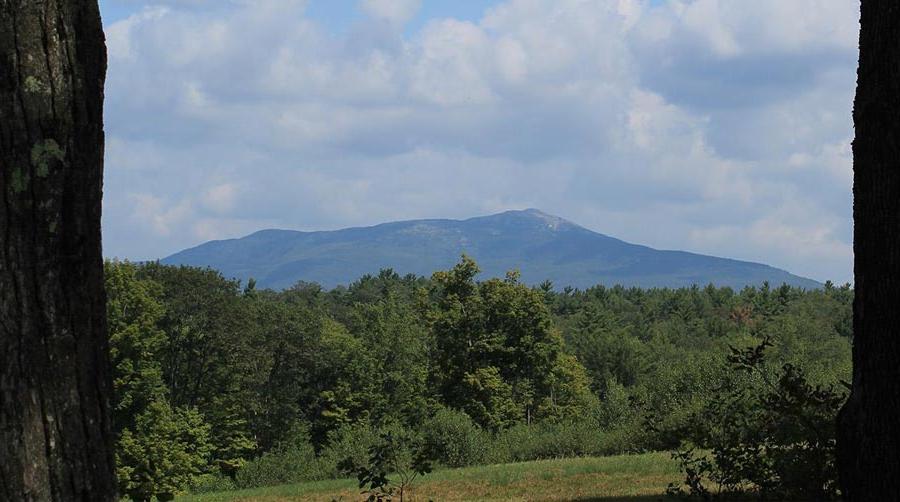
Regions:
[[106, 257, 852, 501]]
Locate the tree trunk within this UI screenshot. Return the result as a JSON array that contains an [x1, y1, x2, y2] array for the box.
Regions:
[[837, 1, 900, 499], [0, 1, 115, 500]]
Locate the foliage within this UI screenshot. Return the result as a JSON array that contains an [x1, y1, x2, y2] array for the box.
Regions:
[[102, 258, 852, 495], [105, 260, 168, 433], [421, 407, 490, 467], [668, 337, 846, 500], [317, 422, 384, 478], [345, 288, 430, 426], [234, 423, 327, 489], [338, 429, 432, 502], [491, 419, 611, 462], [595, 378, 634, 430], [188, 474, 236, 495], [459, 365, 522, 429], [135, 263, 259, 467], [107, 261, 217, 498], [426, 257, 595, 429], [538, 352, 600, 420], [116, 401, 213, 502]]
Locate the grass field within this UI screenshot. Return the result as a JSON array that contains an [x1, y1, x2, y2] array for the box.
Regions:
[[177, 452, 681, 502]]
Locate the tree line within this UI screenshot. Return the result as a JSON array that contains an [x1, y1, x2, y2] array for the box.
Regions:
[[105, 257, 852, 500]]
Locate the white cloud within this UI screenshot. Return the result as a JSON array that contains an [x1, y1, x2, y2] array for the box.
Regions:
[[130, 193, 192, 237], [202, 183, 238, 214], [104, 6, 168, 60], [101, 0, 857, 283], [359, 0, 421, 26]]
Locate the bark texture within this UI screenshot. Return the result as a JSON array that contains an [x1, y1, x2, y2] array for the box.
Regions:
[[0, 1, 115, 500], [837, 1, 900, 499]]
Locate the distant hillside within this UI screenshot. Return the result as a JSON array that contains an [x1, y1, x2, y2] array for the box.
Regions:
[[162, 209, 821, 290]]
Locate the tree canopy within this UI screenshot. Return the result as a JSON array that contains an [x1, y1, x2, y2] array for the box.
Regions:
[[102, 257, 851, 497]]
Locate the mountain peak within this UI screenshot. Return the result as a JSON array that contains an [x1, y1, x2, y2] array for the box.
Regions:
[[521, 208, 574, 229], [481, 208, 578, 231], [494, 208, 554, 218]]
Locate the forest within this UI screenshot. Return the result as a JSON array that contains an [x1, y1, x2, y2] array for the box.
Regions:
[[105, 257, 852, 501]]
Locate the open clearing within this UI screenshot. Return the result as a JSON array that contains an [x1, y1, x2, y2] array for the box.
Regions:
[[178, 452, 680, 502]]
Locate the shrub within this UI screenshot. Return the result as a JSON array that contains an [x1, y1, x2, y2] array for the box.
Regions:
[[490, 420, 605, 462], [234, 423, 327, 489], [668, 337, 845, 500], [591, 378, 652, 455], [338, 429, 432, 502], [422, 407, 490, 467], [317, 421, 383, 478], [189, 473, 236, 494], [596, 378, 634, 430], [636, 352, 729, 452], [593, 421, 647, 455]]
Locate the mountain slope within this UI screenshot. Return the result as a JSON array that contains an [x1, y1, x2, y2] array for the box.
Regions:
[[161, 209, 821, 290]]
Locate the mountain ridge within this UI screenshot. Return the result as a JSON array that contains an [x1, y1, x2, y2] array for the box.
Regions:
[[162, 209, 821, 290]]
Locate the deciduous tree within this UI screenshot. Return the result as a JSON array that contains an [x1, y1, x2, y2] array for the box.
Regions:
[[0, 1, 115, 499]]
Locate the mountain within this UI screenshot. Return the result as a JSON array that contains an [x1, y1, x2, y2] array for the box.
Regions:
[[161, 209, 821, 290]]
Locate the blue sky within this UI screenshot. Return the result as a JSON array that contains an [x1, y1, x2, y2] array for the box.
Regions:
[[99, 0, 858, 283]]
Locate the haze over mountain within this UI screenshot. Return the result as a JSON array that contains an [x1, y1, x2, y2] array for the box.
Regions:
[[162, 209, 821, 290]]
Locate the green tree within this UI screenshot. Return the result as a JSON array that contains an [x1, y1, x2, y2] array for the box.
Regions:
[[538, 352, 599, 421], [564, 305, 646, 393], [106, 261, 239, 492], [313, 319, 380, 441], [461, 366, 522, 429], [347, 293, 430, 425], [243, 292, 319, 450], [246, 292, 380, 448], [427, 256, 593, 429], [105, 260, 168, 433], [137, 264, 257, 473], [116, 401, 213, 502]]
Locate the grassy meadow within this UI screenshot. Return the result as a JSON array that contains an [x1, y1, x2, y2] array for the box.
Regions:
[[178, 452, 680, 502]]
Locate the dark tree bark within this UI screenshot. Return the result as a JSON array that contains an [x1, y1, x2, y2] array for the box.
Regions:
[[0, 1, 116, 500], [837, 1, 900, 499]]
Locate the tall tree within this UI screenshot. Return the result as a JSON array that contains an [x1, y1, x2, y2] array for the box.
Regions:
[[0, 1, 115, 500], [427, 257, 595, 429], [837, 1, 900, 498]]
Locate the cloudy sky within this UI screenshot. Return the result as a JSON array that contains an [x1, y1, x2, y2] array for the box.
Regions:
[[99, 0, 858, 283]]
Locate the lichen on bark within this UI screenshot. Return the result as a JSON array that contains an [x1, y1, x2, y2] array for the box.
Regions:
[[31, 138, 65, 177]]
